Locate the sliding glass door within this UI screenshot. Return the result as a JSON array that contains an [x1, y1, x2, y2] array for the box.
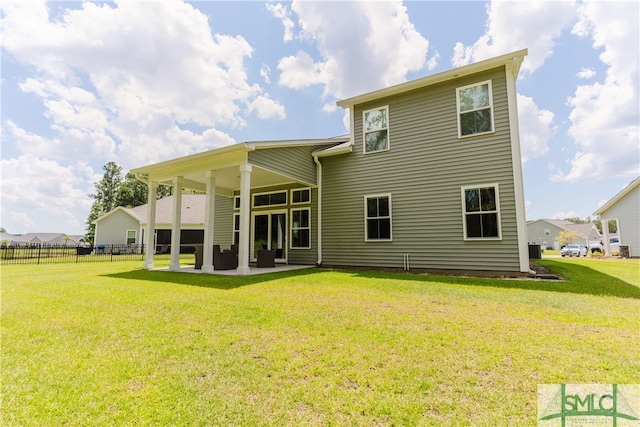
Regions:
[[252, 210, 287, 262]]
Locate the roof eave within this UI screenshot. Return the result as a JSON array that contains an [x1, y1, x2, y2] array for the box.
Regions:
[[130, 143, 253, 175], [593, 176, 640, 216], [336, 48, 528, 109]]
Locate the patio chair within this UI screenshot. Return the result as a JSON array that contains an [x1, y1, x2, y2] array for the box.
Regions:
[[214, 245, 238, 270], [194, 246, 203, 269], [257, 249, 276, 268]]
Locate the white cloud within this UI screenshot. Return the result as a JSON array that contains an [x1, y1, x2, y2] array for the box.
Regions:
[[524, 200, 532, 219], [517, 94, 555, 162], [0, 0, 285, 168], [0, 0, 292, 233], [452, 1, 578, 74], [247, 95, 286, 120], [276, 0, 433, 109], [561, 0, 639, 182], [0, 155, 93, 234], [260, 64, 272, 84], [576, 67, 596, 79], [266, 2, 295, 42]]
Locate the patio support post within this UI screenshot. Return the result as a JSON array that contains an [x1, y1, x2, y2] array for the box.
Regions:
[[169, 176, 183, 272], [143, 181, 158, 270], [202, 171, 216, 273], [237, 164, 252, 275], [602, 217, 611, 256]]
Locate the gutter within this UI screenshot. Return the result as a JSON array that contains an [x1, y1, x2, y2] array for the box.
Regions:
[[133, 173, 149, 185]]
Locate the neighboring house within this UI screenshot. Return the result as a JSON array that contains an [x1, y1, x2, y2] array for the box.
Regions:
[[1, 231, 14, 245], [67, 235, 89, 245], [527, 219, 601, 250], [130, 49, 531, 275], [593, 177, 640, 257], [93, 194, 207, 250], [10, 233, 76, 246]]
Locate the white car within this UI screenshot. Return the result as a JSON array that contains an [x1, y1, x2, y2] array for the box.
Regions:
[[561, 244, 588, 257]]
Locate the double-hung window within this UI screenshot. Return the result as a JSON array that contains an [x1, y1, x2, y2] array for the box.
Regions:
[[290, 208, 311, 249], [365, 194, 392, 241], [126, 230, 136, 245], [462, 184, 501, 239], [363, 106, 389, 153], [456, 80, 494, 137]]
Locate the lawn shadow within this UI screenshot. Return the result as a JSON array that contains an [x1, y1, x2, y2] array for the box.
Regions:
[[102, 267, 320, 290], [333, 261, 640, 300], [102, 261, 640, 299]]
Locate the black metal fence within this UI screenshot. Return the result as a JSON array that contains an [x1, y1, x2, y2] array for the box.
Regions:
[[0, 244, 146, 265]]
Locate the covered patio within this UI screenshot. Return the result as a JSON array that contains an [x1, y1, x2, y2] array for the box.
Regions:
[[131, 137, 350, 275]]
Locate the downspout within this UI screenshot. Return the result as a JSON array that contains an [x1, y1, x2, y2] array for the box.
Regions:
[[313, 155, 323, 266]]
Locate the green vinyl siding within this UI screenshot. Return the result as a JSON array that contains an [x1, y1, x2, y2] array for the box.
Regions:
[[321, 66, 522, 272], [213, 195, 234, 246], [249, 145, 324, 186], [228, 184, 319, 265]]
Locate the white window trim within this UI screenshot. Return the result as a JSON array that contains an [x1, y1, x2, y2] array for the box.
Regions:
[[362, 105, 390, 154], [461, 183, 502, 241], [126, 229, 137, 244], [364, 193, 393, 242], [233, 195, 240, 210], [290, 207, 311, 249], [456, 80, 495, 139], [232, 213, 240, 245], [290, 187, 311, 205], [252, 190, 288, 208]]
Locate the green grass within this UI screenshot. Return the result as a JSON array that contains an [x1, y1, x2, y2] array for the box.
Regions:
[[2, 258, 639, 425]]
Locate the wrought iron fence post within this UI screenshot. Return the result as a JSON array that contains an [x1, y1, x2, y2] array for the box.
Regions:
[[37, 245, 42, 265]]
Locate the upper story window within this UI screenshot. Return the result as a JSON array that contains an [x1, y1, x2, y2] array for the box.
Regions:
[[253, 191, 287, 208], [456, 80, 494, 138], [461, 184, 501, 240], [363, 106, 389, 154], [291, 188, 311, 204], [365, 194, 392, 241]]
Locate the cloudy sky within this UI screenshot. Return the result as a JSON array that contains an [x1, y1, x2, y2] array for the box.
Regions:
[[1, 0, 638, 235]]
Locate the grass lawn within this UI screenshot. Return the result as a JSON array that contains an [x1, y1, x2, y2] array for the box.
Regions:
[[2, 258, 639, 425]]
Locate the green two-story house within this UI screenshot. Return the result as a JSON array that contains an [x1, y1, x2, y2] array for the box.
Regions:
[[131, 49, 530, 275]]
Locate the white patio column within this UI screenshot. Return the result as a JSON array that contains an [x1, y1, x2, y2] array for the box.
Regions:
[[169, 177, 183, 271], [237, 164, 252, 275], [143, 181, 158, 270], [602, 218, 611, 256], [202, 171, 216, 273]]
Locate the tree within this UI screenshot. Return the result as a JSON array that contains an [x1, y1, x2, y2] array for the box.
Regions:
[[116, 172, 149, 208], [90, 161, 123, 213], [85, 200, 103, 244], [593, 219, 618, 234], [563, 217, 589, 224], [557, 230, 579, 247]]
